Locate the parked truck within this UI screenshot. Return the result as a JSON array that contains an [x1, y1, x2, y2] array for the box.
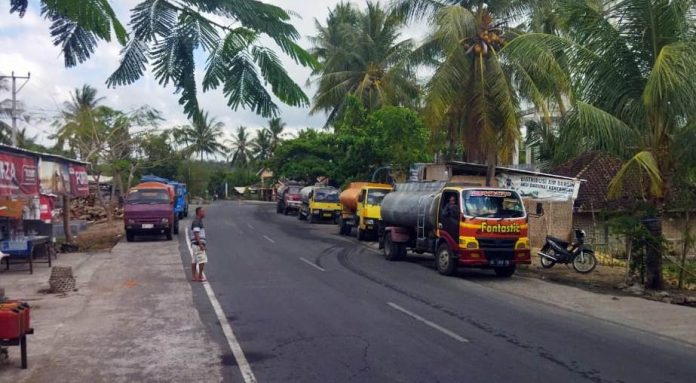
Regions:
[[276, 183, 303, 215], [298, 186, 341, 223], [378, 182, 535, 277], [338, 182, 393, 240], [140, 175, 189, 219], [124, 182, 177, 242]]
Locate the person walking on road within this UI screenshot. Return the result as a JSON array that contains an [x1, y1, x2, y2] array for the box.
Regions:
[[191, 207, 208, 282]]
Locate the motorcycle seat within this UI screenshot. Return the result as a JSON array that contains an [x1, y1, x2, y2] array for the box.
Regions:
[[546, 235, 570, 247]]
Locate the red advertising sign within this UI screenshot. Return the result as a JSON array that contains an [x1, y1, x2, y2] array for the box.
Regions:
[[69, 164, 89, 197], [0, 151, 39, 197]]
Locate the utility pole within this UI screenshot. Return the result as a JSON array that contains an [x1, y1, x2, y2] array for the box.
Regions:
[[0, 71, 31, 147]]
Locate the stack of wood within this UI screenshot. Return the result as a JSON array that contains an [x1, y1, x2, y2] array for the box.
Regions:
[[70, 197, 124, 222]]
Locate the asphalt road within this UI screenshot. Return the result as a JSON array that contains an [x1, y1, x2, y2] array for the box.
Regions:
[[185, 201, 696, 383]]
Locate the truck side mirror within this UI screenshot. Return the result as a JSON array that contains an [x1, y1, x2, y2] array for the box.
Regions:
[[358, 194, 364, 203], [535, 202, 544, 216]]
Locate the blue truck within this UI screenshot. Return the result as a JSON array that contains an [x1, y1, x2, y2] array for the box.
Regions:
[[140, 175, 189, 219]]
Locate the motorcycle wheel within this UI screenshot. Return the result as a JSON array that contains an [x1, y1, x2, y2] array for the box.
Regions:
[[573, 250, 597, 273], [539, 245, 556, 269]]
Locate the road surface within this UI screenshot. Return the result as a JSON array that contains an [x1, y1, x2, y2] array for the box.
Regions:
[[182, 201, 696, 383]]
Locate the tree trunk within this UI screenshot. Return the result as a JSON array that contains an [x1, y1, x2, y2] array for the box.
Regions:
[[485, 151, 497, 187], [62, 194, 73, 244], [93, 174, 113, 222], [642, 217, 663, 290], [679, 211, 690, 289]]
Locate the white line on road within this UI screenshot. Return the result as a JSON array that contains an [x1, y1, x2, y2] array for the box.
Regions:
[[186, 230, 257, 383], [387, 302, 470, 343], [299, 257, 326, 272], [247, 223, 255, 229], [263, 235, 275, 243]]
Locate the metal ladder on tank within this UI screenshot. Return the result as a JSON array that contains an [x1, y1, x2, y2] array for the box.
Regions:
[[416, 195, 427, 240]]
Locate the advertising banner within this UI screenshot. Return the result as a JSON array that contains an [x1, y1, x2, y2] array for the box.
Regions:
[[0, 151, 39, 197], [39, 160, 71, 195], [69, 164, 89, 197], [497, 173, 581, 201]]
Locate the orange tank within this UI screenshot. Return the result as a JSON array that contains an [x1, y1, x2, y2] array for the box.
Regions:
[[130, 182, 175, 202], [339, 182, 392, 212]]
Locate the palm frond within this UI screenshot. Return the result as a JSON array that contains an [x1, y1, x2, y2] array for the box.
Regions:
[[608, 150, 663, 199]]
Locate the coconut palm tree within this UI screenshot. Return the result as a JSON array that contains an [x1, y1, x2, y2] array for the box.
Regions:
[[228, 126, 254, 167], [53, 84, 107, 158], [309, 1, 420, 125], [267, 117, 286, 152], [504, 0, 696, 289], [397, 0, 568, 183], [252, 128, 273, 161], [175, 110, 225, 162]]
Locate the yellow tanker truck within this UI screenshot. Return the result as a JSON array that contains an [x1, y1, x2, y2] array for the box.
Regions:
[[338, 182, 393, 240]]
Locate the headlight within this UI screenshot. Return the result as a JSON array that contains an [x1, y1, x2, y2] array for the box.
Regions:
[[516, 242, 528, 249], [365, 219, 375, 225], [127, 219, 135, 224], [161, 218, 169, 224]]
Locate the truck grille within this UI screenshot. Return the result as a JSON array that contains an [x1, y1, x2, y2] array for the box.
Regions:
[[136, 217, 162, 224], [478, 238, 516, 260]]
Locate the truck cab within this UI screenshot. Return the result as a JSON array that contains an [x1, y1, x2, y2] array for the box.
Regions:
[[276, 184, 303, 215], [124, 183, 176, 242], [299, 187, 341, 223], [354, 185, 391, 239]]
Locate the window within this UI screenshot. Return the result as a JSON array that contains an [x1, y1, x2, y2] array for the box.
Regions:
[[127, 189, 170, 204], [314, 189, 339, 202], [463, 190, 524, 218], [366, 190, 389, 205]]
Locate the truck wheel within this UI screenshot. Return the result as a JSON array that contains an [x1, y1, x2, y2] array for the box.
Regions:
[[357, 227, 366, 241], [383, 233, 404, 261], [126, 231, 134, 242], [494, 265, 516, 278], [173, 220, 179, 235], [283, 206, 289, 215], [307, 213, 314, 224], [166, 228, 173, 241], [436, 243, 457, 276], [297, 210, 304, 220]]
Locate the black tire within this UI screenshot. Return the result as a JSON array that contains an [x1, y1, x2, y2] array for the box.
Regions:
[[539, 245, 556, 269], [494, 265, 516, 278], [298, 210, 304, 220], [308, 213, 314, 224], [166, 228, 173, 241], [573, 250, 597, 274], [436, 243, 457, 276], [283, 206, 289, 215], [339, 219, 350, 236], [173, 220, 179, 235], [357, 226, 366, 241], [126, 231, 134, 242], [383, 233, 403, 261]]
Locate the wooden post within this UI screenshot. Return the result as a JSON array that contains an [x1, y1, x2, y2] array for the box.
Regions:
[[62, 194, 73, 244]]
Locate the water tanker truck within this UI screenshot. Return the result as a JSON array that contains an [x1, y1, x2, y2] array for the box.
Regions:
[[298, 186, 341, 223], [338, 182, 392, 240], [379, 182, 535, 277]]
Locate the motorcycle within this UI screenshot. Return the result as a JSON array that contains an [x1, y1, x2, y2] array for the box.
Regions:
[[538, 229, 597, 273]]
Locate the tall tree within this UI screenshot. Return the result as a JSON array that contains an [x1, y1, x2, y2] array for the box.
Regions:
[[267, 117, 286, 152], [174, 110, 225, 161], [251, 128, 272, 162], [309, 1, 419, 125], [505, 0, 696, 289], [228, 126, 254, 167], [9, 0, 316, 118], [53, 84, 106, 158]]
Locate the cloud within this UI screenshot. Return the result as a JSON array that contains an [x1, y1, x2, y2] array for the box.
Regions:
[[0, 1, 427, 148]]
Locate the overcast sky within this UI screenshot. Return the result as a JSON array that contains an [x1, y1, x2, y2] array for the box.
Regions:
[[0, 0, 427, 146]]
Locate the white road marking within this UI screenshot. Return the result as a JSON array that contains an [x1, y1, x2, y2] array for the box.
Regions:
[[263, 235, 275, 243], [186, 230, 257, 383], [247, 223, 254, 229], [387, 302, 470, 343], [299, 257, 326, 272]]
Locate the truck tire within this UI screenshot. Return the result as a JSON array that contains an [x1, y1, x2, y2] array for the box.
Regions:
[[173, 220, 179, 235], [436, 243, 457, 276], [357, 227, 366, 241], [338, 219, 349, 235], [283, 206, 289, 215], [166, 228, 173, 241], [298, 210, 304, 220], [307, 213, 314, 224], [494, 265, 516, 278], [383, 233, 404, 261], [126, 231, 134, 242]]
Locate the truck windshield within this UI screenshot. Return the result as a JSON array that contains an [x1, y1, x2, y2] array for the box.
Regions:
[[314, 190, 339, 202], [127, 189, 170, 204], [367, 190, 389, 205], [463, 190, 524, 218], [288, 186, 301, 195]]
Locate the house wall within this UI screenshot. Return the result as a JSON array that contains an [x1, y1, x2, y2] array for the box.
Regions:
[[525, 199, 575, 248]]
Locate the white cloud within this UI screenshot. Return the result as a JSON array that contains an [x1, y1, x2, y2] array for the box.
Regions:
[[0, 0, 427, 148]]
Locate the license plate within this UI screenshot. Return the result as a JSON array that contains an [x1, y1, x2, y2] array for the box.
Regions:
[[142, 224, 154, 229], [323, 213, 332, 217], [490, 260, 510, 266]]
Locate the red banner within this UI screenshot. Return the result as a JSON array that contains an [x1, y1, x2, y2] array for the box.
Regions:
[[69, 164, 89, 197], [0, 152, 39, 197]]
